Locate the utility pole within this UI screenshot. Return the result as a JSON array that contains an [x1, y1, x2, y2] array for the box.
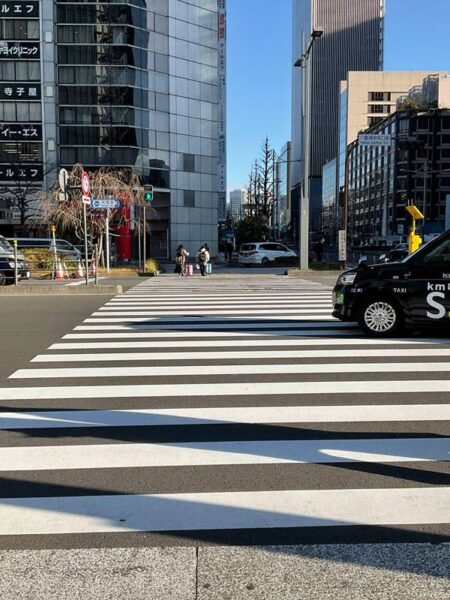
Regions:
[[294, 27, 324, 270]]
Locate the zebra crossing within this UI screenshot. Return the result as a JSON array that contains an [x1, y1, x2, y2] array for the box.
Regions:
[[0, 275, 449, 546]]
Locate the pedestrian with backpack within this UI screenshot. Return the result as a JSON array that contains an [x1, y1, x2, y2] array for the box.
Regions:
[[175, 245, 189, 277], [196, 245, 210, 276]]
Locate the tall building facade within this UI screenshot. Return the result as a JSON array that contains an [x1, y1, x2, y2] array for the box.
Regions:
[[291, 0, 384, 233], [0, 0, 225, 257], [228, 188, 247, 220], [275, 142, 292, 239]]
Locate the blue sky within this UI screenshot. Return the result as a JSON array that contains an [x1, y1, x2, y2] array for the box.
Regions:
[[227, 0, 450, 191]]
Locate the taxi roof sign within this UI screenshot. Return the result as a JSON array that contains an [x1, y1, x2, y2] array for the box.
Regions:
[[405, 205, 424, 220]]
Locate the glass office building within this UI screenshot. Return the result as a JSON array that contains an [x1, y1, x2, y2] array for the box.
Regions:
[[1, 0, 225, 255]]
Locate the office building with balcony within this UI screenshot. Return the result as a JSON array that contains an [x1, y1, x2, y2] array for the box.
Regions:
[[0, 0, 226, 257], [346, 108, 450, 244], [291, 0, 384, 235]]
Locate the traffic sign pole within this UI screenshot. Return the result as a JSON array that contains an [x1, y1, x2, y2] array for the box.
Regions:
[[83, 203, 89, 286], [81, 171, 91, 286], [105, 209, 110, 275]]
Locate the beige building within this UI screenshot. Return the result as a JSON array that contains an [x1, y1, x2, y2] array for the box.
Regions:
[[336, 71, 449, 192]]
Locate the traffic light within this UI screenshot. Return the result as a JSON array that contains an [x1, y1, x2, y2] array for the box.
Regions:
[[143, 184, 153, 204]]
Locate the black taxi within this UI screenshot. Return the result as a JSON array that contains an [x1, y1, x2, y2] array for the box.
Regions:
[[332, 230, 450, 336]]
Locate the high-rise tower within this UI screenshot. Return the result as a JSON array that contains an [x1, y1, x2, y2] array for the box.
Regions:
[[291, 0, 384, 232]]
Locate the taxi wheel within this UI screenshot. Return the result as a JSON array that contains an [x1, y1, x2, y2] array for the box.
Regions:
[[261, 257, 269, 265], [357, 297, 403, 337]]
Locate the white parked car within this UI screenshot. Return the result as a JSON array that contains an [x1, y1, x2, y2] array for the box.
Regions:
[[239, 242, 297, 266]]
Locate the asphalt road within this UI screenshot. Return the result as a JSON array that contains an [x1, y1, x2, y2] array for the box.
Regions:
[[0, 274, 449, 599]]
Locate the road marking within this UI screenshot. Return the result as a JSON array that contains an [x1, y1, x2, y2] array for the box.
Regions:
[[83, 315, 336, 323], [1, 404, 448, 430], [74, 322, 355, 331], [0, 438, 448, 471], [14, 361, 450, 379], [1, 487, 448, 535], [3, 380, 450, 400], [90, 308, 333, 317], [37, 347, 450, 360]]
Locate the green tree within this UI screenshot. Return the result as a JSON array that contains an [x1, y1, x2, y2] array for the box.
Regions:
[[234, 215, 269, 249]]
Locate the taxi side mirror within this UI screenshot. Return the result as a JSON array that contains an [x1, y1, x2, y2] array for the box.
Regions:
[[358, 256, 369, 268]]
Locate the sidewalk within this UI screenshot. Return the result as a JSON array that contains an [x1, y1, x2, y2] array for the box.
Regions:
[[0, 544, 448, 600]]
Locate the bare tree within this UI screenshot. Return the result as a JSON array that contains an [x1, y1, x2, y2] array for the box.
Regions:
[[0, 163, 56, 234], [244, 138, 275, 220], [34, 163, 146, 257]]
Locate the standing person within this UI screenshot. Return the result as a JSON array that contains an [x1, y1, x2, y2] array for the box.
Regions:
[[175, 244, 189, 276], [196, 245, 210, 276]]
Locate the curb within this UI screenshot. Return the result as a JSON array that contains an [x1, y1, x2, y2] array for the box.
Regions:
[[0, 284, 123, 295]]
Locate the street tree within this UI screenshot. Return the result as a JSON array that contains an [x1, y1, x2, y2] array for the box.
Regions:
[[0, 163, 56, 235], [35, 163, 146, 259], [245, 137, 275, 220]]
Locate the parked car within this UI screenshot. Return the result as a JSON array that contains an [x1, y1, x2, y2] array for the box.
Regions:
[[6, 238, 81, 259], [0, 235, 31, 285], [239, 242, 297, 266]]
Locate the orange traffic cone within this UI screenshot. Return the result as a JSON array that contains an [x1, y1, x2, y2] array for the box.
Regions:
[[76, 260, 84, 279], [55, 259, 65, 280], [90, 259, 97, 277]]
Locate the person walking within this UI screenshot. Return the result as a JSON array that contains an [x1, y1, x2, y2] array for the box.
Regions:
[[175, 244, 189, 276], [196, 245, 210, 276]]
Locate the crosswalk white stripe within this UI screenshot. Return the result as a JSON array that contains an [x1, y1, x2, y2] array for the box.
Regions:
[[1, 404, 448, 430], [1, 438, 448, 472], [53, 336, 449, 347], [74, 322, 354, 331], [100, 303, 333, 310], [32, 348, 450, 361], [2, 380, 450, 400], [91, 309, 333, 317], [105, 300, 332, 306], [12, 362, 450, 379], [1, 487, 448, 536], [107, 296, 332, 302], [84, 315, 336, 323]]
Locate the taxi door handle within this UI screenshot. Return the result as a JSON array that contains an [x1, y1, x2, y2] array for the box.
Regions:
[[403, 272, 411, 279]]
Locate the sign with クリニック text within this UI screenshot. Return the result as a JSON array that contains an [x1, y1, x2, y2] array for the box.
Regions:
[[0, 41, 39, 58]]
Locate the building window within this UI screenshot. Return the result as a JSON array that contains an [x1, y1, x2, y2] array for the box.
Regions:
[[184, 190, 195, 208], [369, 92, 391, 102], [368, 116, 383, 127], [183, 153, 195, 173], [368, 104, 390, 115]]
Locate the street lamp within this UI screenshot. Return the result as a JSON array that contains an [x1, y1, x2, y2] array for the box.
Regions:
[[294, 26, 324, 270]]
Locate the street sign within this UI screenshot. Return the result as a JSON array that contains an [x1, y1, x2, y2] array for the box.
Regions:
[[90, 198, 123, 209], [82, 194, 91, 205], [81, 171, 90, 195], [359, 134, 392, 148], [58, 168, 68, 192], [338, 229, 347, 262]]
